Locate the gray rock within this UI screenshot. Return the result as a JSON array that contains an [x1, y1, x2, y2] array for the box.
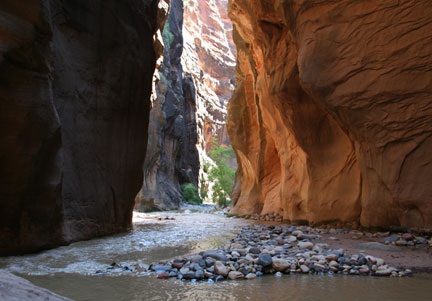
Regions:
[[151, 264, 172, 272], [245, 273, 257, 280], [300, 265, 310, 273], [257, 254, 273, 267], [202, 250, 228, 262]]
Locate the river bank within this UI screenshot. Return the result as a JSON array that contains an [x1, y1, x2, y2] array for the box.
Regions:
[[1, 208, 431, 300]]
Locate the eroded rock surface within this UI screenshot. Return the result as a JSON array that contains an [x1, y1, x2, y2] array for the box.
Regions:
[[0, 0, 159, 255], [135, 0, 200, 212], [228, 0, 432, 228]]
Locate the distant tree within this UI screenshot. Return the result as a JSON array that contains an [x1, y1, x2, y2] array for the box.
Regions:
[[181, 183, 202, 205], [206, 140, 236, 207]]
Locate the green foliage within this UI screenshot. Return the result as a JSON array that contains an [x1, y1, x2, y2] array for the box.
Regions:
[[207, 140, 236, 207], [181, 183, 202, 205]]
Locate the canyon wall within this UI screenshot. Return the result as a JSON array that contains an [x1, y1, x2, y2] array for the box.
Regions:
[[136, 0, 237, 210], [228, 0, 432, 228], [135, 0, 200, 211], [182, 0, 236, 151], [0, 0, 161, 255]]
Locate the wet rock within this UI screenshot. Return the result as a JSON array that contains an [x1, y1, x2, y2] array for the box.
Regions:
[[228, 271, 244, 280], [245, 273, 257, 280], [202, 250, 228, 262], [151, 264, 172, 272], [375, 268, 393, 276], [214, 261, 229, 277], [257, 254, 273, 267], [414, 236, 428, 245], [272, 258, 291, 272], [300, 265, 310, 273]]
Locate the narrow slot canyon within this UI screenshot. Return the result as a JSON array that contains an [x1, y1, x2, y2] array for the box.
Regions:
[[1, 1, 432, 300]]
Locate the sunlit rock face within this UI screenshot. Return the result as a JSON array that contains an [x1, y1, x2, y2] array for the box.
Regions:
[[136, 0, 237, 211], [0, 0, 159, 255], [228, 0, 432, 228], [182, 0, 236, 150], [135, 0, 200, 212]]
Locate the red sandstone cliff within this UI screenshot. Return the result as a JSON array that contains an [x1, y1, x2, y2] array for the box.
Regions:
[[228, 0, 432, 228], [182, 0, 236, 151]]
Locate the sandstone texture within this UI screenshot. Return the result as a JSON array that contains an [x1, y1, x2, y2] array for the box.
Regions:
[[182, 0, 236, 151], [0, 270, 70, 301], [228, 0, 432, 228], [0, 0, 159, 255], [135, 0, 200, 212]]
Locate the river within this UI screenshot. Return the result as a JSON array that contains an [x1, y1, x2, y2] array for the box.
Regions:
[[1, 210, 431, 300]]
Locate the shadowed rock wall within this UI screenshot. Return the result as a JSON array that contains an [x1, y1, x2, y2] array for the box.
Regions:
[[135, 0, 200, 212], [0, 0, 159, 255], [228, 0, 432, 228]]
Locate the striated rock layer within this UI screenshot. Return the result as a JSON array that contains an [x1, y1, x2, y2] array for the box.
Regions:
[[228, 0, 432, 228], [182, 0, 236, 150], [0, 0, 160, 255], [135, 0, 200, 212]]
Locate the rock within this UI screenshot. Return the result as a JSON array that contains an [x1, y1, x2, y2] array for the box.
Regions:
[[190, 255, 203, 263], [257, 254, 273, 267], [402, 233, 414, 240], [214, 261, 229, 277], [156, 272, 170, 279], [0, 271, 70, 300], [202, 250, 228, 262], [272, 258, 291, 272], [194, 270, 205, 280], [395, 239, 408, 246], [245, 273, 257, 280], [0, 0, 160, 256], [151, 264, 172, 272], [300, 265, 310, 273], [414, 236, 429, 244], [228, 271, 245, 280], [375, 268, 393, 276], [227, 0, 432, 229], [275, 272, 283, 277], [248, 247, 261, 254], [383, 235, 400, 244], [298, 241, 314, 250], [325, 254, 339, 261]]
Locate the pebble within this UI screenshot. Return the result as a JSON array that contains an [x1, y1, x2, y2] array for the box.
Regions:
[[108, 223, 422, 282], [228, 271, 244, 280], [245, 273, 257, 280], [300, 265, 310, 273]]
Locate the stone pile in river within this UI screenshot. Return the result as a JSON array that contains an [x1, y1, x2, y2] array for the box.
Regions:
[[148, 224, 414, 281]]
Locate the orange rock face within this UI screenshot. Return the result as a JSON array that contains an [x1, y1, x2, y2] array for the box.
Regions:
[[228, 0, 432, 228]]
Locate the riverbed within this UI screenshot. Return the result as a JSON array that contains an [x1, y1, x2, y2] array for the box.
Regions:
[[1, 210, 432, 300]]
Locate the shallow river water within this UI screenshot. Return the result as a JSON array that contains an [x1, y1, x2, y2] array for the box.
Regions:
[[1, 210, 431, 301]]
